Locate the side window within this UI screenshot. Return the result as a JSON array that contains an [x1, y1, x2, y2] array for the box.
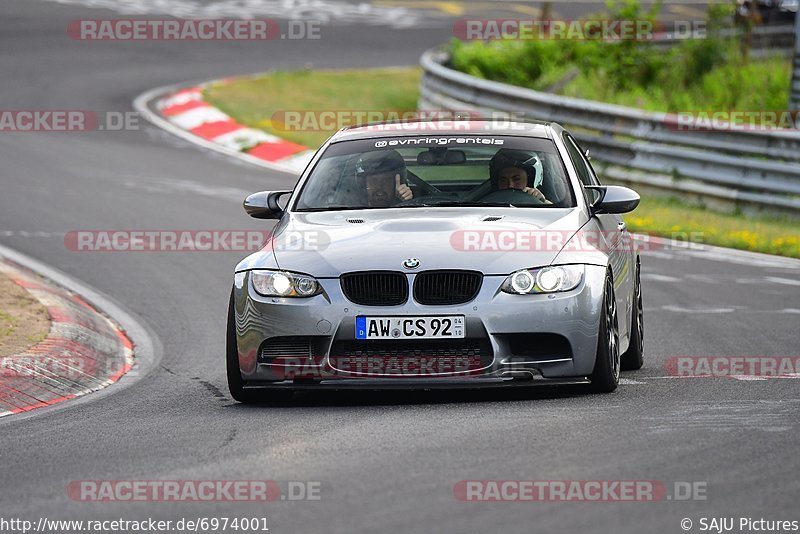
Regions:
[[563, 134, 601, 204]]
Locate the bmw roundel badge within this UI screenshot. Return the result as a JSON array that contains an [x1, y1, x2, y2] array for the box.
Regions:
[[402, 258, 420, 270]]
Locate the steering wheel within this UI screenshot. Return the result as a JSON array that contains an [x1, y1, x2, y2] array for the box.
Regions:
[[477, 188, 545, 206]]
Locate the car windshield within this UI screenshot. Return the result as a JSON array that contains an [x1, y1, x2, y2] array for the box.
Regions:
[[293, 135, 576, 211]]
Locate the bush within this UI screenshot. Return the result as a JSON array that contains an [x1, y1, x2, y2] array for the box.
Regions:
[[449, 0, 790, 112]]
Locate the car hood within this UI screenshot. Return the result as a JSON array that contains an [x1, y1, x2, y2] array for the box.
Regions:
[[241, 207, 589, 277]]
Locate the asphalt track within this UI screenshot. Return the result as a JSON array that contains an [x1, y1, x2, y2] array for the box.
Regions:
[[1, 1, 799, 533]]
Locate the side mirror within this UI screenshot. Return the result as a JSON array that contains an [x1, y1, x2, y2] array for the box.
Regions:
[[243, 190, 292, 219], [586, 185, 640, 215]]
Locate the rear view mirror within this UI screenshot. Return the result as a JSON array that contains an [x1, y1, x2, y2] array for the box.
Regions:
[[416, 149, 467, 165], [443, 150, 467, 164]]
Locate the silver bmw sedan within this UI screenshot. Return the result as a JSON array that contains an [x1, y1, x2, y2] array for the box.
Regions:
[[227, 120, 644, 401]]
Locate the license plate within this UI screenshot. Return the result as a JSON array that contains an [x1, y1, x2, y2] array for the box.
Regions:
[[355, 316, 465, 340]]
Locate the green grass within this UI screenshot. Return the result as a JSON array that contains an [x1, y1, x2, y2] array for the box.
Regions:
[[203, 68, 422, 148], [624, 196, 800, 258]]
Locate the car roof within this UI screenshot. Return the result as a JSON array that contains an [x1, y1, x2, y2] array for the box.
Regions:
[[328, 119, 555, 143]]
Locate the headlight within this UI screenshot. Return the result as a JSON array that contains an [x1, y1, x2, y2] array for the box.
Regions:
[[250, 270, 321, 298], [501, 265, 584, 294]]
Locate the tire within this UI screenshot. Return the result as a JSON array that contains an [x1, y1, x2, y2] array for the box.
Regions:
[[621, 259, 644, 371], [226, 289, 292, 403], [590, 273, 620, 393]]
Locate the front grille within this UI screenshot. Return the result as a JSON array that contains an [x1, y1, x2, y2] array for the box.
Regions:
[[340, 271, 408, 306], [259, 336, 324, 361], [497, 333, 573, 360], [413, 270, 482, 305]]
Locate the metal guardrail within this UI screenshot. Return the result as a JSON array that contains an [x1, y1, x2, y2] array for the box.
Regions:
[[652, 24, 796, 54], [418, 47, 800, 214]]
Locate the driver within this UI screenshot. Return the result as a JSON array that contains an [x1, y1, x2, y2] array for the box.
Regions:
[[355, 149, 414, 207], [489, 149, 551, 204]]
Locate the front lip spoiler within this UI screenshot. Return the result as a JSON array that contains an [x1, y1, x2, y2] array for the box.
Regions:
[[243, 376, 590, 391]]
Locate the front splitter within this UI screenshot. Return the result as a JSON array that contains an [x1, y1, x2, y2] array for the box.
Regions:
[[243, 375, 590, 391]]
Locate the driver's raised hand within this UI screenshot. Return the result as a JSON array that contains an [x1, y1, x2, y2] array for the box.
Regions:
[[395, 175, 413, 201]]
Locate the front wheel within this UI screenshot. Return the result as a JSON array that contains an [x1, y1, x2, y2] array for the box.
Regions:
[[589, 274, 620, 393]]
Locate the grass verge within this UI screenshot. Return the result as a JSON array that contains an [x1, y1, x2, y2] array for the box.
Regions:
[[0, 273, 50, 357], [203, 68, 421, 148], [625, 196, 800, 258]]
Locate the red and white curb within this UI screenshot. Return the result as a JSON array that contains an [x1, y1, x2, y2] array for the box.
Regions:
[[0, 259, 134, 417], [152, 84, 315, 174]]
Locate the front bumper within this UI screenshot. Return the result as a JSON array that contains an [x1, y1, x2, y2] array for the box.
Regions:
[[232, 265, 606, 387]]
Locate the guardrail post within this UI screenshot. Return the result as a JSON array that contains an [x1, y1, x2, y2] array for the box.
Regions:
[[791, 13, 800, 109]]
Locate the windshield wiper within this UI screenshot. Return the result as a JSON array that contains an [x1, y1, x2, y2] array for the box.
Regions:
[[423, 201, 518, 208], [296, 201, 525, 212], [297, 206, 367, 212]]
